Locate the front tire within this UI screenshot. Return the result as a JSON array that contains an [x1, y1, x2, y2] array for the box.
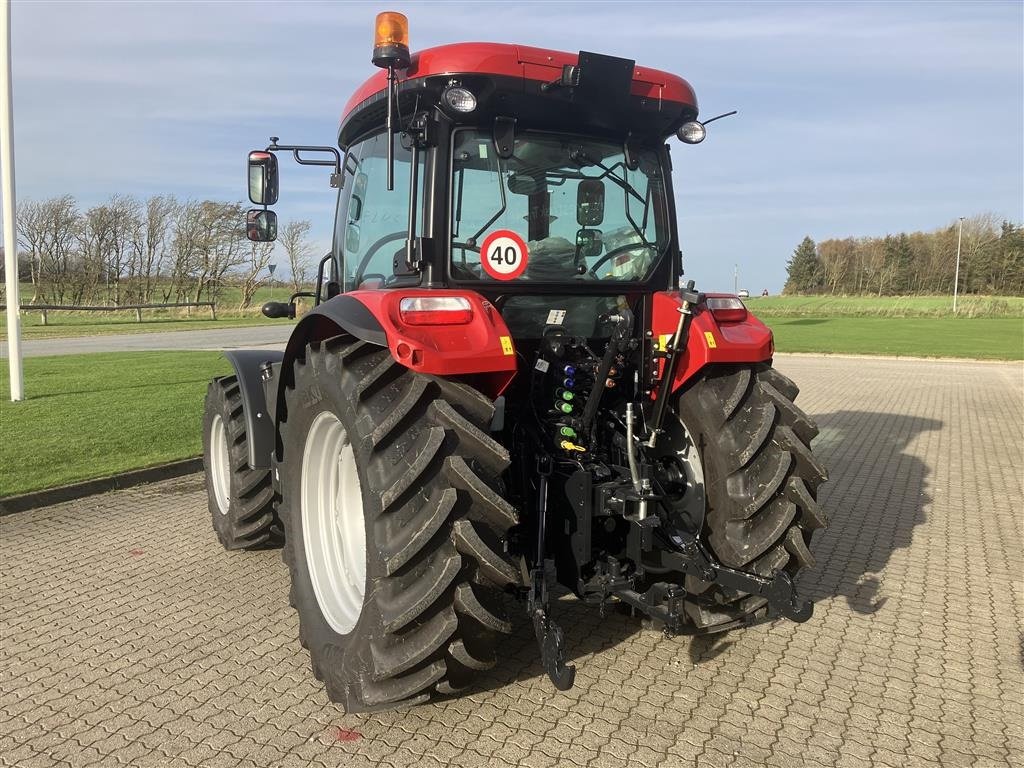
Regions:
[[279, 337, 519, 711], [675, 363, 828, 631], [202, 376, 281, 550]]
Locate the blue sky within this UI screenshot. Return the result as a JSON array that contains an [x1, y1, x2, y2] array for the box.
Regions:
[[6, 0, 1023, 293]]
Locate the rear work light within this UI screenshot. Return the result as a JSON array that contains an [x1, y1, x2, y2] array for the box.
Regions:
[[706, 296, 748, 323], [398, 296, 474, 325], [442, 86, 477, 113]]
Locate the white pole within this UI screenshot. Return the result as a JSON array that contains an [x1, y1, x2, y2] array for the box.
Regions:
[[733, 264, 738, 294], [1, 0, 24, 401], [953, 216, 964, 315]]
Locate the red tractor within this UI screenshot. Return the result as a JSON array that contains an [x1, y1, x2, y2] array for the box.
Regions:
[[203, 12, 827, 711]]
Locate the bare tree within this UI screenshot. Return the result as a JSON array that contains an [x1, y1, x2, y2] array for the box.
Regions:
[[280, 219, 313, 293], [171, 200, 248, 306], [29, 196, 82, 304], [239, 240, 275, 309], [140, 195, 177, 302], [16, 200, 45, 302]]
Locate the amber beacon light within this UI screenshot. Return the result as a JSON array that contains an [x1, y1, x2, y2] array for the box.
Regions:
[[372, 11, 411, 69]]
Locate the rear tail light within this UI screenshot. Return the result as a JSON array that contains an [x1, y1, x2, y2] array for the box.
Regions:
[[399, 296, 474, 325], [706, 296, 748, 323]]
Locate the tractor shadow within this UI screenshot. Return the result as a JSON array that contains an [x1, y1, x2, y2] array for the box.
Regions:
[[797, 409, 941, 615], [478, 408, 940, 691]]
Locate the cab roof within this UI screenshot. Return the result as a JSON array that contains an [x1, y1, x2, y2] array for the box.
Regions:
[[339, 42, 698, 145]]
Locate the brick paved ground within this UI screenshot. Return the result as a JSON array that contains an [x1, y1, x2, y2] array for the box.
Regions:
[[2, 355, 1022, 768]]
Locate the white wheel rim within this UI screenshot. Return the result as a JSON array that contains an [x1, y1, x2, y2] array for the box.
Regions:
[[300, 411, 367, 635], [210, 414, 231, 515]]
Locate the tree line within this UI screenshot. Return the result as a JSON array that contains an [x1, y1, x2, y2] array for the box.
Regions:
[[3, 195, 316, 308], [783, 214, 1024, 296]]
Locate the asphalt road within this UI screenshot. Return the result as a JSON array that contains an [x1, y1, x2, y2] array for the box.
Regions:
[[1, 355, 1022, 768], [0, 325, 292, 358]]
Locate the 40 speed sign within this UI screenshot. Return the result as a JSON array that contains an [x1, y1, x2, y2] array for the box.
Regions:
[[479, 229, 529, 280]]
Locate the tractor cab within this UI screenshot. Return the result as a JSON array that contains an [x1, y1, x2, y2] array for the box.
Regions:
[[249, 16, 720, 341]]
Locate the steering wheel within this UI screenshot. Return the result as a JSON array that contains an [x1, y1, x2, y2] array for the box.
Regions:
[[586, 243, 656, 279], [452, 241, 481, 256], [353, 230, 406, 287], [450, 241, 483, 278]]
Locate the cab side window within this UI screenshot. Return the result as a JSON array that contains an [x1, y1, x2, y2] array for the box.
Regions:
[[336, 133, 424, 291]]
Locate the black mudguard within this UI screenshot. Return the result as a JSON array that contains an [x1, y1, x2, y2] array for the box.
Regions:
[[272, 295, 389, 462], [222, 350, 284, 470]]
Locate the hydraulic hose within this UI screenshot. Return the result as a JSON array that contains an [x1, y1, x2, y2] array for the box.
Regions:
[[581, 309, 632, 444]]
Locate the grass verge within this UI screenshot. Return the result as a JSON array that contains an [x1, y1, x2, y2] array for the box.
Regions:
[[1, 315, 1019, 497], [767, 317, 1024, 360], [0, 352, 231, 497], [749, 294, 1024, 318]]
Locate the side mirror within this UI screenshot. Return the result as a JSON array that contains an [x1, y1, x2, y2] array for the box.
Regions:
[[575, 229, 603, 260], [577, 179, 605, 226], [248, 150, 279, 206], [246, 209, 278, 242]]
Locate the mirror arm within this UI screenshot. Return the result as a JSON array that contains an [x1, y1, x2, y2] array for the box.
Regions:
[[266, 137, 343, 188]]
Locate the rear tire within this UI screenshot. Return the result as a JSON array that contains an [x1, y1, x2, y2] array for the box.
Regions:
[[202, 376, 282, 550], [675, 363, 828, 631], [279, 337, 519, 712]]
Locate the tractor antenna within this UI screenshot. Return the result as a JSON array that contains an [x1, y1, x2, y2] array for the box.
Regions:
[[701, 110, 738, 125]]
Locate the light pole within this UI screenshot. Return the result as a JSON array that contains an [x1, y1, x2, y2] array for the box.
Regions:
[[2, 0, 24, 401], [953, 216, 964, 314], [734, 264, 738, 294]]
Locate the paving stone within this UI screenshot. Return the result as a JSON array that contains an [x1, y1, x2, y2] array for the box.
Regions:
[[1, 355, 1022, 768]]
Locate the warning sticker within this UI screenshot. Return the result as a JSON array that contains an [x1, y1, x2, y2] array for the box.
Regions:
[[704, 330, 717, 349], [546, 309, 566, 325], [658, 333, 672, 352], [500, 336, 514, 355], [480, 230, 529, 281]]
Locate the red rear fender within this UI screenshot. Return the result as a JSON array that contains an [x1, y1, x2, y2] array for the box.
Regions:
[[348, 289, 518, 396], [651, 291, 774, 392]]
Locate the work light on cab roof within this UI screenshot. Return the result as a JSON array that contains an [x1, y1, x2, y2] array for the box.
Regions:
[[221, 10, 827, 713]]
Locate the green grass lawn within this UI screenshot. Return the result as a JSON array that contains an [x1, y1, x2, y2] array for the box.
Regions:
[[749, 294, 1024, 318], [1, 318, 1021, 497], [0, 352, 231, 497], [767, 317, 1024, 359]]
